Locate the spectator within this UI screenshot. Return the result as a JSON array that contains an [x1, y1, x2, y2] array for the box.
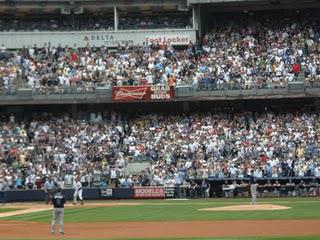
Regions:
[[0, 108, 320, 191], [1, 10, 319, 92]]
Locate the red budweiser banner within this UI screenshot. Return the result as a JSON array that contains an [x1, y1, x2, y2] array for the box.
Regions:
[[133, 187, 165, 199], [112, 85, 174, 101]]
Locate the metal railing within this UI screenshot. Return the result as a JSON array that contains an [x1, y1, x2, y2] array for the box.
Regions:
[[0, 80, 319, 105]]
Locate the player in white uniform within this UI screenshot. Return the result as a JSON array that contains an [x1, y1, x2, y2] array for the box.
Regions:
[[73, 179, 84, 205]]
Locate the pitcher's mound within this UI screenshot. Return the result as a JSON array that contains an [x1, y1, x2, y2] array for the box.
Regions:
[[199, 204, 290, 211]]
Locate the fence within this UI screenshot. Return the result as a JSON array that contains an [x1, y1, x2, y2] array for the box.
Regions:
[[1, 177, 320, 203], [0, 83, 318, 105]]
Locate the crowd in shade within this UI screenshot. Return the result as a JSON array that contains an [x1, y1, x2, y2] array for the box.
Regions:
[[0, 13, 191, 32], [118, 14, 192, 30], [0, 12, 320, 94], [1, 109, 320, 191], [0, 16, 114, 32]]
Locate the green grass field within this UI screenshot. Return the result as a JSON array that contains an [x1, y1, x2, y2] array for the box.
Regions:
[[4, 198, 320, 222], [1, 198, 320, 240]]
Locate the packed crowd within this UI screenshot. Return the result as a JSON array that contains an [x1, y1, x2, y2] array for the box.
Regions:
[[0, 16, 114, 32], [1, 12, 320, 93], [118, 14, 192, 30], [0, 13, 191, 32], [201, 13, 320, 89], [1, 109, 320, 191]]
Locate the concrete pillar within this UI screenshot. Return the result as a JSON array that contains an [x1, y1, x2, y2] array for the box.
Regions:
[[192, 5, 198, 31], [114, 6, 118, 31], [191, 5, 202, 40]]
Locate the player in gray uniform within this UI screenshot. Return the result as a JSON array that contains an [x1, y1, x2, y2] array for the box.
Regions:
[[249, 169, 258, 205], [51, 188, 66, 235]]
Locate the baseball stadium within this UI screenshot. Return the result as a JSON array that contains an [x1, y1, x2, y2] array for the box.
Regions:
[[1, 0, 320, 239]]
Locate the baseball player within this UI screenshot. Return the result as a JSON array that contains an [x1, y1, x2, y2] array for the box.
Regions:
[[73, 178, 84, 205], [249, 169, 258, 205], [51, 187, 65, 235]]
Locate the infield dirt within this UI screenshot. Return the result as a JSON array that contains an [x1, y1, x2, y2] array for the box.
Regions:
[[1, 219, 320, 239], [199, 204, 291, 211]]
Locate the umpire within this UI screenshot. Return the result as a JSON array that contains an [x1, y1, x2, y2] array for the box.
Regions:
[[51, 187, 65, 235], [249, 170, 258, 205]]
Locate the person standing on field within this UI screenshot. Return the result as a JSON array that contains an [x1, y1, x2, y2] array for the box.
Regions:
[[51, 188, 65, 235], [44, 176, 55, 205], [73, 178, 84, 205], [249, 169, 258, 205]]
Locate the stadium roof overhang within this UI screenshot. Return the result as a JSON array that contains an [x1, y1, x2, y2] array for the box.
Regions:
[[0, 0, 189, 14], [0, 0, 186, 7], [187, 0, 320, 12], [188, 0, 320, 3]]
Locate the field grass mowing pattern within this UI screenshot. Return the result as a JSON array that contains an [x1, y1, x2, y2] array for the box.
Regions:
[[3, 198, 320, 222]]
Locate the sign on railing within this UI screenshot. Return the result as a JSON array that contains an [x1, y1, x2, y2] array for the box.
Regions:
[[112, 85, 174, 102]]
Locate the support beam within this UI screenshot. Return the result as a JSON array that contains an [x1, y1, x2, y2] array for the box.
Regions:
[[192, 5, 198, 30], [196, 4, 202, 39], [114, 6, 118, 31]]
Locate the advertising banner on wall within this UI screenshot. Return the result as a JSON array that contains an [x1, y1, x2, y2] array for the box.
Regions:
[[100, 188, 113, 198], [150, 85, 175, 100], [133, 187, 165, 199], [112, 85, 149, 101], [164, 187, 175, 198], [0, 30, 196, 49], [112, 85, 174, 102], [145, 34, 192, 45]]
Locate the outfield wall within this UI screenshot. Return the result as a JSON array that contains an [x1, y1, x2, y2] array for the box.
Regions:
[[0, 187, 169, 203], [0, 178, 319, 203], [0, 188, 101, 203]]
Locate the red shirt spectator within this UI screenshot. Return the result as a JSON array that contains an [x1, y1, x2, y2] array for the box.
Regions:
[[70, 52, 79, 62], [292, 63, 300, 75]]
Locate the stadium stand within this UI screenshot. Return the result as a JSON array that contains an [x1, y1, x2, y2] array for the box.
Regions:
[[0, 13, 190, 32], [0, 0, 320, 200], [0, 11, 319, 94], [118, 14, 192, 30], [0, 109, 320, 192]]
